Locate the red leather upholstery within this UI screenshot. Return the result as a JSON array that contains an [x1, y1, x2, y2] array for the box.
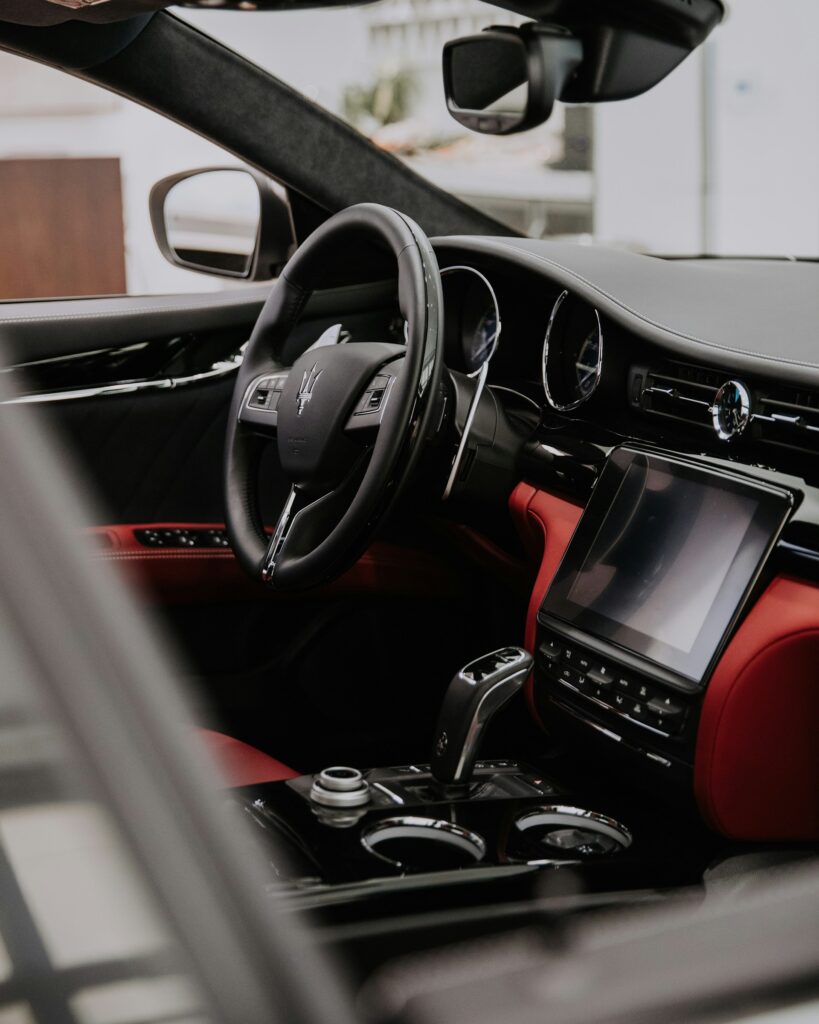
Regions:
[[86, 523, 463, 603], [509, 483, 584, 725], [695, 576, 819, 841], [510, 481, 819, 842], [199, 728, 298, 788]]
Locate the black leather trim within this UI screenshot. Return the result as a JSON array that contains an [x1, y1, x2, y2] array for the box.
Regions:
[[434, 236, 819, 386]]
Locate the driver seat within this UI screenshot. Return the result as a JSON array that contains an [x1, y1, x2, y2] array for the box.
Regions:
[[199, 729, 298, 788]]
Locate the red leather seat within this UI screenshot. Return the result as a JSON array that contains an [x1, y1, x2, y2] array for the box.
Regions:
[[199, 728, 298, 788]]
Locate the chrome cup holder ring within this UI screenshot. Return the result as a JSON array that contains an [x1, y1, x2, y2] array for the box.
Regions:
[[361, 816, 487, 871], [514, 805, 632, 860]]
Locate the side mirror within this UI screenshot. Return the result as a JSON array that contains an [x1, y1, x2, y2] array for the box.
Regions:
[[149, 167, 294, 281], [443, 25, 582, 136]]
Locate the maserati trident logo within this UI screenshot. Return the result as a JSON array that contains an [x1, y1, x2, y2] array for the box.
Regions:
[[296, 364, 323, 416]]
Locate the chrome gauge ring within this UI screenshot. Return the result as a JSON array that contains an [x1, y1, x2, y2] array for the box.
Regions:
[[542, 290, 604, 412]]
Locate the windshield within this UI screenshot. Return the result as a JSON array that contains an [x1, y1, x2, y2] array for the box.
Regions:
[[182, 0, 818, 258]]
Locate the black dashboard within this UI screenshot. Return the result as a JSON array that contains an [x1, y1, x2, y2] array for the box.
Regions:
[[433, 236, 819, 487]]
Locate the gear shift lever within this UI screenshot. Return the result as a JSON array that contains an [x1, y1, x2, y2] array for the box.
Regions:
[[430, 647, 533, 789]]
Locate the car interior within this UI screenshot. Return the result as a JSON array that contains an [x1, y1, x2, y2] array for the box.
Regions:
[[1, 0, 819, 1013]]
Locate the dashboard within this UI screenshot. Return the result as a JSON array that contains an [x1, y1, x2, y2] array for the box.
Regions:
[[433, 236, 819, 842]]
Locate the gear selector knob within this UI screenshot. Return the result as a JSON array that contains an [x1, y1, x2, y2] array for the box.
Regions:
[[430, 647, 533, 787]]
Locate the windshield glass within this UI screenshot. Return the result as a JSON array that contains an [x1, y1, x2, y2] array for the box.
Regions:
[[182, 0, 818, 258]]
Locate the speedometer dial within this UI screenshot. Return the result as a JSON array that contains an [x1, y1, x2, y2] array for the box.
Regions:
[[542, 291, 603, 411]]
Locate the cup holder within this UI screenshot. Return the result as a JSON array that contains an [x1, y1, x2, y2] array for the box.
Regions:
[[514, 805, 632, 859], [362, 816, 486, 871]]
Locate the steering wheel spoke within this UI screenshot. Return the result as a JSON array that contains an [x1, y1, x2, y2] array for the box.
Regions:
[[261, 456, 369, 585], [238, 370, 290, 435]]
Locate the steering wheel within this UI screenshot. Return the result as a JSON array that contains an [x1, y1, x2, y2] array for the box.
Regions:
[[224, 204, 444, 590]]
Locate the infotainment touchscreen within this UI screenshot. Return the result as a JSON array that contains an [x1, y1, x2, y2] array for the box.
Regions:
[[539, 448, 792, 686]]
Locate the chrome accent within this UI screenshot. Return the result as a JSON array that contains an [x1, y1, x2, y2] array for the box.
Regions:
[[370, 782, 406, 805], [315, 767, 365, 792], [361, 816, 486, 868], [552, 675, 672, 738], [3, 353, 243, 406], [296, 363, 323, 416], [451, 648, 531, 783], [542, 290, 603, 413], [310, 766, 370, 809], [443, 360, 488, 500], [515, 805, 632, 850], [711, 379, 751, 440], [441, 265, 502, 501], [642, 385, 711, 409], [551, 697, 673, 768], [260, 486, 297, 583]]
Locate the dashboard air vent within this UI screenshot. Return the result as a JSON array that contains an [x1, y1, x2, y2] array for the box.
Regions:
[[629, 362, 722, 430], [755, 388, 819, 453]]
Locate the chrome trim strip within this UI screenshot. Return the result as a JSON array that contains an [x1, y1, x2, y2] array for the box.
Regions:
[[443, 360, 489, 500], [261, 486, 297, 584], [440, 264, 502, 501], [553, 676, 671, 738], [2, 354, 243, 405], [542, 289, 604, 413]]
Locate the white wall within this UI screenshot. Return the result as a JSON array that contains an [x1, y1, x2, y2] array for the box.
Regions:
[[594, 0, 819, 256], [707, 0, 819, 257], [594, 50, 705, 254]]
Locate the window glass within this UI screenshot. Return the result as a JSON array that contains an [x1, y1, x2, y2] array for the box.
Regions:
[[0, 52, 257, 300], [184, 0, 819, 257]]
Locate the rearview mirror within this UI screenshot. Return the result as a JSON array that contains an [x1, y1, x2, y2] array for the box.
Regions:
[[443, 0, 725, 135], [444, 25, 582, 135], [150, 167, 294, 281]]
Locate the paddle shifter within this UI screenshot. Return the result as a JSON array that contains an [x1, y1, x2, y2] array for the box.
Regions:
[[430, 647, 533, 790]]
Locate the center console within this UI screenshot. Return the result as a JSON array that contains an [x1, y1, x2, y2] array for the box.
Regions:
[[234, 641, 707, 906], [235, 445, 807, 934], [532, 447, 792, 783]]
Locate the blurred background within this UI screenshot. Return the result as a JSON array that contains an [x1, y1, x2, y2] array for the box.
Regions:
[[0, 0, 816, 299]]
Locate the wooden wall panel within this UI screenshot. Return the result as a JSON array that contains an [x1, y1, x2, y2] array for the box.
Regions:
[[0, 157, 127, 300]]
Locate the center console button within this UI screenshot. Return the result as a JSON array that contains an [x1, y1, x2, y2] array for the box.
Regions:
[[538, 639, 561, 665], [647, 696, 686, 732], [559, 645, 576, 665], [556, 664, 584, 690], [587, 665, 613, 689]]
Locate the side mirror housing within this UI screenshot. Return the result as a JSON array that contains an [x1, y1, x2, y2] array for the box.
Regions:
[[149, 167, 294, 281]]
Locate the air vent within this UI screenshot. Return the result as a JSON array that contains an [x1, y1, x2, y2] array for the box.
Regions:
[[755, 388, 819, 453], [629, 362, 722, 430]]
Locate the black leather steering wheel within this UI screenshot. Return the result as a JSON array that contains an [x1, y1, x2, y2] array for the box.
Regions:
[[224, 204, 444, 590]]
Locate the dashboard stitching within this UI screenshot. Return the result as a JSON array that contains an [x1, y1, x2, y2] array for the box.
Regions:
[[488, 240, 819, 372]]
